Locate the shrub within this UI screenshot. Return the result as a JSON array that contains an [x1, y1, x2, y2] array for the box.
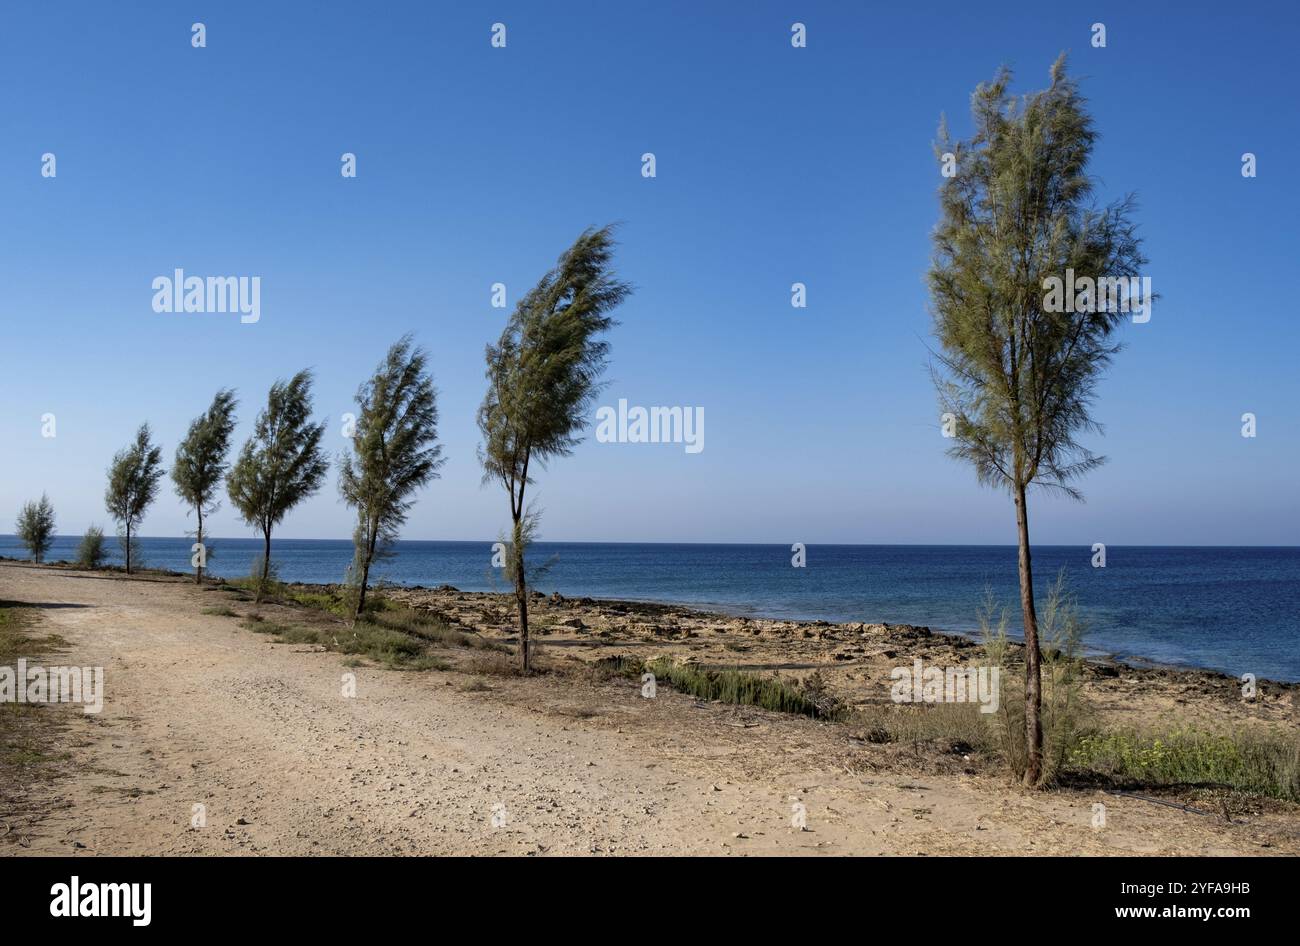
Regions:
[[76, 525, 108, 569], [981, 574, 1091, 786]]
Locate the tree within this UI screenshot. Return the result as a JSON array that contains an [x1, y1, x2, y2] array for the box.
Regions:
[[105, 424, 166, 574], [16, 494, 56, 563], [928, 56, 1146, 786], [227, 370, 328, 600], [172, 389, 238, 583], [477, 225, 631, 670], [339, 336, 444, 621]]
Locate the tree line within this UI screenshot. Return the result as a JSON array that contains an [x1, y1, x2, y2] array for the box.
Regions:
[[13, 225, 629, 671]]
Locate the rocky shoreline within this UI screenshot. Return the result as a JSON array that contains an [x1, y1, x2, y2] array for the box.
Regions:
[[382, 583, 1299, 731]]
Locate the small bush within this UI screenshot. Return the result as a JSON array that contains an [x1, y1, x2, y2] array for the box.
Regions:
[[982, 574, 1090, 786], [76, 525, 108, 569], [228, 556, 286, 601]]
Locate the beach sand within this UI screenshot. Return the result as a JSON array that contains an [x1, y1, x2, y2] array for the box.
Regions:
[[2, 560, 1297, 856]]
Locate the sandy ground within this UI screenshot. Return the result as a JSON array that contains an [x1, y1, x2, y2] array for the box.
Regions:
[[1, 560, 1297, 856]]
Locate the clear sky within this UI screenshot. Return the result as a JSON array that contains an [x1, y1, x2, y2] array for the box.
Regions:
[[1, 1, 1296, 546]]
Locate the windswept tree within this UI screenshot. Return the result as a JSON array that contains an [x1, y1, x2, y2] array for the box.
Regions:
[[339, 336, 445, 621], [172, 389, 238, 583], [478, 225, 631, 671], [928, 56, 1146, 786], [227, 370, 328, 599], [105, 424, 166, 574], [16, 494, 56, 563]]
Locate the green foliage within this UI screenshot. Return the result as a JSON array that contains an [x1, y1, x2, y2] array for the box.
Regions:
[[226, 370, 328, 595], [105, 424, 165, 574], [478, 225, 630, 484], [173, 389, 238, 580], [338, 336, 444, 617], [15, 493, 56, 563], [928, 56, 1147, 498], [982, 574, 1090, 785], [75, 525, 107, 569]]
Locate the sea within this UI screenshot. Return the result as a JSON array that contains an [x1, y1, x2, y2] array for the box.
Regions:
[[2, 536, 1297, 682]]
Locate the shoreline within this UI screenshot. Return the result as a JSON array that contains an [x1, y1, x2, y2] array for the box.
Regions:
[[5, 555, 1296, 688]]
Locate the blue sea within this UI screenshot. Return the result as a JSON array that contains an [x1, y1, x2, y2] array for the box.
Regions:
[[2, 536, 1298, 682]]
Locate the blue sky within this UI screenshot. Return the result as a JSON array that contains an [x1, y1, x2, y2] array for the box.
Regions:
[[1, 1, 1297, 546]]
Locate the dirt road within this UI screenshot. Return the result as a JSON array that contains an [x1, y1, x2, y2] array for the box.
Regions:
[[1, 562, 1294, 855]]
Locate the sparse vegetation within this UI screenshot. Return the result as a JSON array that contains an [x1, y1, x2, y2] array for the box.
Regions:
[[982, 575, 1090, 785], [605, 655, 843, 721], [223, 587, 505, 671], [1071, 728, 1300, 803], [0, 605, 69, 778]]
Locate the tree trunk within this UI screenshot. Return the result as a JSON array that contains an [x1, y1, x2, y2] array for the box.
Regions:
[[125, 523, 132, 575], [1014, 482, 1043, 787], [258, 528, 272, 602], [512, 515, 530, 672], [352, 520, 379, 624], [195, 509, 204, 584], [354, 554, 371, 623], [515, 567, 530, 672]]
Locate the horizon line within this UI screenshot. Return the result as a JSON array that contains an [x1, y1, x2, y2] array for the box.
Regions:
[[4, 535, 1298, 551]]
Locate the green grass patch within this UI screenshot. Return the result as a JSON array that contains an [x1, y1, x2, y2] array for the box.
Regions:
[[1070, 727, 1300, 802], [0, 604, 66, 776], [225, 583, 507, 671], [605, 656, 843, 721], [201, 606, 238, 617]]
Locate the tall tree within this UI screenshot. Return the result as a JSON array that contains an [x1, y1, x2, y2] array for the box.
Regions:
[[227, 370, 328, 600], [928, 57, 1145, 786], [15, 494, 56, 563], [105, 424, 166, 574], [477, 225, 631, 671], [172, 389, 238, 583], [339, 336, 444, 620]]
